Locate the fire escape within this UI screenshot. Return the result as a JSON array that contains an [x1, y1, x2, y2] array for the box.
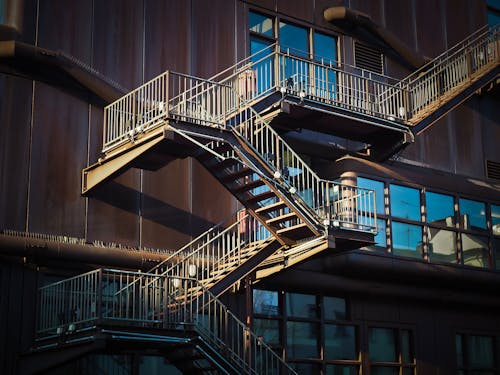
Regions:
[[23, 24, 499, 375]]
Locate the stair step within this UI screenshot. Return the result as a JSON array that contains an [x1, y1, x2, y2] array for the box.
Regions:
[[208, 157, 240, 171], [276, 223, 315, 241], [255, 200, 287, 215], [266, 212, 298, 225], [220, 167, 253, 182], [232, 178, 266, 194], [244, 190, 276, 205]]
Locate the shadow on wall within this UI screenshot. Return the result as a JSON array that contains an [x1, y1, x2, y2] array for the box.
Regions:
[[90, 181, 218, 237]]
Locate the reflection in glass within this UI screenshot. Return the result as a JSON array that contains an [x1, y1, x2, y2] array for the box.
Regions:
[[365, 218, 386, 251], [250, 37, 274, 96], [286, 293, 317, 318], [249, 11, 273, 37], [426, 191, 455, 227], [428, 228, 457, 263], [391, 222, 423, 259], [390, 184, 421, 221], [325, 365, 359, 375], [324, 296, 347, 320], [287, 321, 319, 358], [401, 330, 413, 364], [279, 22, 308, 57], [253, 318, 280, 346], [461, 233, 489, 268], [492, 204, 500, 236], [313, 32, 337, 100], [468, 335, 494, 369], [253, 289, 279, 315], [358, 177, 385, 215], [325, 324, 357, 360], [369, 327, 397, 362], [459, 198, 486, 231]]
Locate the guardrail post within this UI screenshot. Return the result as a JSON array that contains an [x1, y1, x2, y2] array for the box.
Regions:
[[97, 268, 103, 324]]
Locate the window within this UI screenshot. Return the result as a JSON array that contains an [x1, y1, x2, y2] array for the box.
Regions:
[[313, 32, 337, 99], [369, 328, 415, 375], [253, 289, 279, 315], [426, 191, 455, 227], [456, 333, 497, 374], [249, 11, 273, 37], [358, 177, 385, 215], [492, 204, 500, 236], [287, 321, 320, 358], [487, 0, 500, 26], [279, 21, 308, 57], [391, 221, 423, 259], [287, 292, 318, 319], [494, 238, 500, 270], [427, 228, 458, 264], [325, 324, 357, 360], [390, 184, 421, 221], [459, 198, 487, 231], [461, 233, 490, 268]]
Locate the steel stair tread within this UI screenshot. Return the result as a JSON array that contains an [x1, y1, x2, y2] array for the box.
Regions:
[[265, 212, 298, 225], [254, 200, 287, 214], [231, 178, 266, 193], [243, 190, 276, 205]]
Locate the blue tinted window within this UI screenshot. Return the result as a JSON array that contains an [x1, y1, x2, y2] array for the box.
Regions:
[[364, 218, 386, 251], [390, 184, 421, 221], [249, 11, 273, 37], [369, 328, 397, 362], [391, 221, 423, 259], [324, 296, 347, 320], [488, 11, 500, 26], [279, 22, 308, 57], [492, 204, 500, 236], [426, 191, 454, 227], [325, 324, 357, 360], [250, 37, 274, 95], [358, 177, 384, 215], [459, 198, 486, 230], [253, 289, 279, 315], [287, 321, 319, 358], [313, 32, 337, 63], [286, 292, 317, 318]]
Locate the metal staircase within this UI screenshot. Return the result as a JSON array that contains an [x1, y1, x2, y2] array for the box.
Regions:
[[31, 268, 297, 375]]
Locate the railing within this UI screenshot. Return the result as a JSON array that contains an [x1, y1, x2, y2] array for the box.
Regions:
[[229, 104, 378, 232], [37, 269, 297, 375], [103, 71, 233, 152], [397, 23, 500, 119]]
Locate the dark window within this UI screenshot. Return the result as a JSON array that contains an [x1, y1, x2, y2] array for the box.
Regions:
[[456, 333, 497, 374], [287, 321, 320, 358], [324, 296, 347, 320], [286, 292, 318, 319], [369, 328, 415, 375], [492, 204, 500, 236], [253, 289, 279, 315], [325, 324, 357, 360], [253, 318, 280, 345], [487, 0, 500, 26]]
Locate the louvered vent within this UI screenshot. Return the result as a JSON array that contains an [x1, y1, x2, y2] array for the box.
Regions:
[[486, 160, 500, 180], [354, 41, 384, 74]]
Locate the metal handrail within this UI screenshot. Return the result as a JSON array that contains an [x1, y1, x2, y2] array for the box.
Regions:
[[37, 269, 297, 375]]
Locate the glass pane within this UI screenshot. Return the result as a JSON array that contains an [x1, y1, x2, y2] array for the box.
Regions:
[[369, 327, 397, 362], [290, 362, 321, 375], [428, 228, 457, 263], [325, 324, 357, 360], [249, 11, 273, 37], [358, 177, 385, 215], [401, 330, 413, 364], [325, 364, 359, 375], [365, 218, 387, 251], [253, 289, 279, 315], [462, 234, 490, 268], [286, 292, 317, 318], [492, 204, 500, 236], [390, 184, 421, 221], [250, 37, 274, 97], [313, 32, 336, 62], [456, 334, 464, 367], [391, 222, 423, 259], [459, 198, 486, 231], [287, 322, 319, 358], [324, 296, 347, 320], [370, 367, 399, 375], [426, 191, 455, 227], [468, 335, 494, 369], [253, 318, 280, 346], [279, 22, 308, 57], [489, 11, 500, 27]]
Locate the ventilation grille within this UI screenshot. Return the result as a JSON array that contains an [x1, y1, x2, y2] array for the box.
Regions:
[[354, 41, 384, 74], [486, 160, 500, 180]]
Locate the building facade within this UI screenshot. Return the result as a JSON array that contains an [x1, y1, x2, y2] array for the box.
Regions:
[[0, 0, 499, 374]]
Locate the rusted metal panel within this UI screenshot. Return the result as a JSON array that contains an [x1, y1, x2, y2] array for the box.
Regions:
[[86, 0, 145, 246], [414, 0, 445, 58], [0, 76, 32, 232], [144, 0, 191, 78], [417, 118, 453, 172], [141, 160, 194, 251], [479, 95, 500, 165], [277, 0, 313, 23], [191, 0, 237, 78], [444, 0, 475, 48], [28, 83, 88, 237]]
